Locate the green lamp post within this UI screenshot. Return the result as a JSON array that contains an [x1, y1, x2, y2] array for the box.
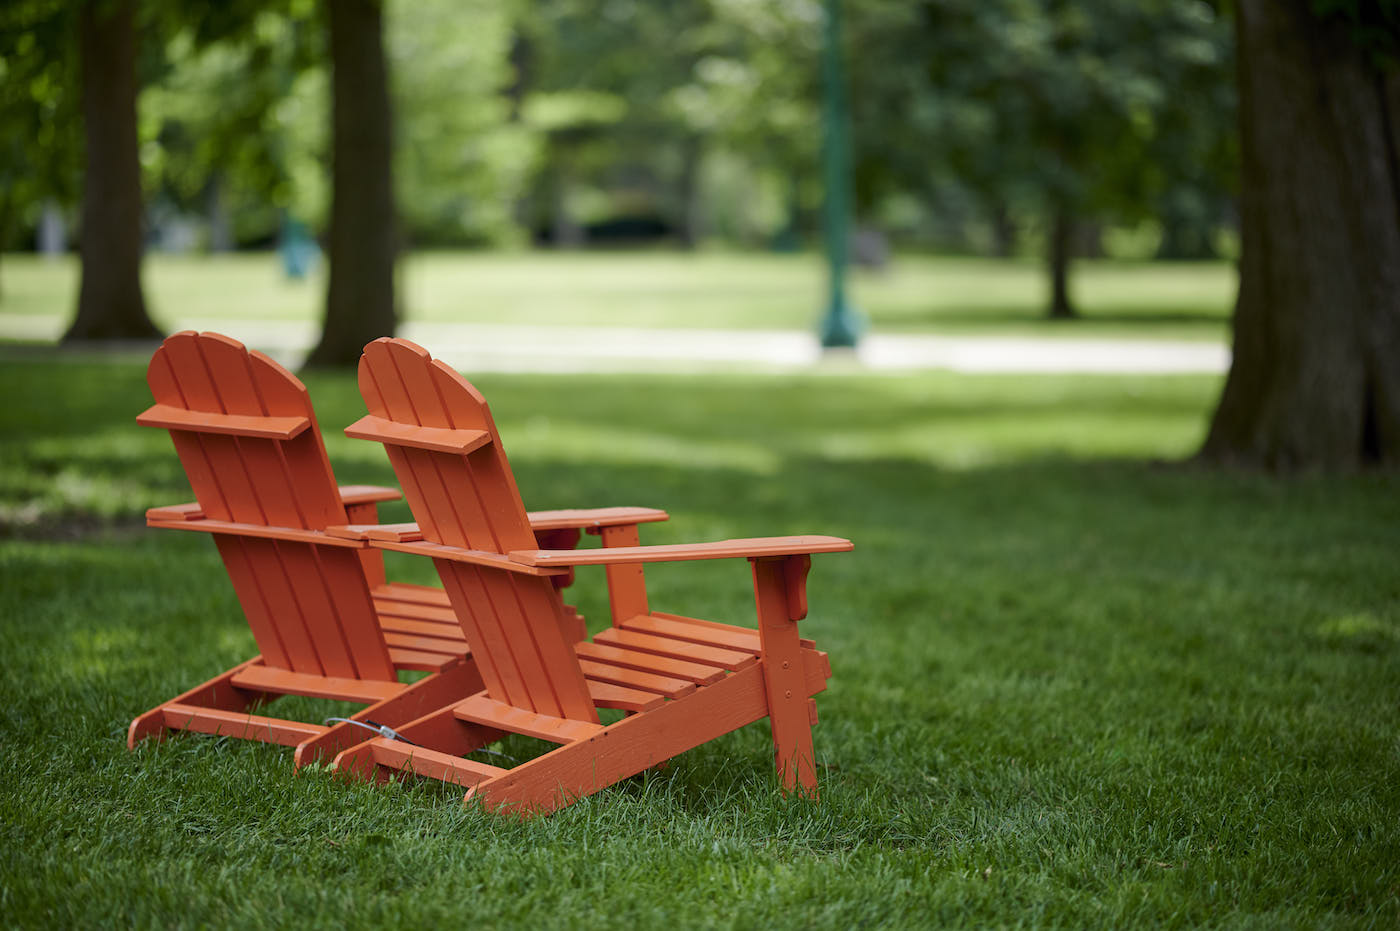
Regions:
[[818, 0, 863, 348]]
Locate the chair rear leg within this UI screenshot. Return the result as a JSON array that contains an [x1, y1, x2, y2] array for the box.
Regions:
[[128, 656, 269, 749]]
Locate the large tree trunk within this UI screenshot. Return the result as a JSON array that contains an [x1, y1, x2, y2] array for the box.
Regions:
[[1047, 204, 1076, 319], [306, 0, 397, 368], [63, 0, 160, 342], [1200, 0, 1400, 469]]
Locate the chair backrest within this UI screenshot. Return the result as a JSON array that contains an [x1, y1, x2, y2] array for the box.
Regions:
[[141, 331, 395, 682], [353, 338, 597, 721]]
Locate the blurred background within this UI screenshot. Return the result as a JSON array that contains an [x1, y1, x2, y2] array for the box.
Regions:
[[0, 0, 1237, 350]]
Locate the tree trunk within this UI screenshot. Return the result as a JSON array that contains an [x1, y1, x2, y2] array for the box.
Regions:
[[1200, 0, 1400, 469], [306, 0, 397, 368], [63, 0, 160, 342], [1047, 204, 1076, 319]]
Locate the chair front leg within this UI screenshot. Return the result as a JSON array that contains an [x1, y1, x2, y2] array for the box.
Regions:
[[589, 523, 650, 624], [345, 500, 388, 588], [750, 554, 818, 796]]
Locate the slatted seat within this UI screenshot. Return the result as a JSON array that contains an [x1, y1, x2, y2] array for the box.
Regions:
[[333, 338, 852, 816], [129, 332, 668, 767]]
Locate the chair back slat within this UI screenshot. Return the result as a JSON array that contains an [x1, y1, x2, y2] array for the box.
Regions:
[[144, 332, 396, 682], [355, 338, 597, 720]]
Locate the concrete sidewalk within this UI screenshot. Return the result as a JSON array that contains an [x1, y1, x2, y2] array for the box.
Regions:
[[2, 313, 1229, 374]]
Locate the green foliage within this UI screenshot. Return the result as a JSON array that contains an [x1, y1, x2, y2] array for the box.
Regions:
[[0, 0, 82, 243], [1, 355, 1398, 925], [848, 0, 1235, 247]]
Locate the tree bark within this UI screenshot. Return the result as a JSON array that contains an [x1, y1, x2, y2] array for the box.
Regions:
[[63, 0, 160, 342], [306, 0, 397, 368], [1200, 0, 1400, 469], [1047, 204, 1076, 319]]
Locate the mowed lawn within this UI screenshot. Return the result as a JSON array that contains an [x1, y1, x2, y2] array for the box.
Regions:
[[1, 349, 1396, 927], [0, 250, 1235, 341]]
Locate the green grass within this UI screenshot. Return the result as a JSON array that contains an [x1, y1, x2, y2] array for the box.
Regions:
[[2, 352, 1397, 927], [0, 251, 1235, 341]]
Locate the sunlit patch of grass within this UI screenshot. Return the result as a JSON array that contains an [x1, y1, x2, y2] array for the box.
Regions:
[[2, 251, 1234, 341]]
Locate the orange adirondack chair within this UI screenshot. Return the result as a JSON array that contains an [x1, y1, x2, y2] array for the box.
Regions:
[[129, 331, 667, 766], [332, 338, 852, 815]]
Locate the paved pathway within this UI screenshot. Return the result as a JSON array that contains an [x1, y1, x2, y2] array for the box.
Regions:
[[2, 313, 1229, 374]]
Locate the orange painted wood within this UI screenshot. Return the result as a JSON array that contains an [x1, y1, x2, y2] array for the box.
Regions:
[[531, 507, 669, 530], [371, 538, 568, 576], [327, 522, 424, 542], [574, 641, 726, 685], [275, 543, 360, 679], [383, 631, 471, 656], [334, 336, 852, 813], [147, 517, 366, 548], [576, 659, 696, 699], [146, 502, 205, 521], [338, 484, 401, 506], [136, 404, 311, 439], [597, 524, 649, 624], [752, 556, 817, 795], [345, 414, 492, 455], [453, 692, 604, 744], [371, 582, 450, 605], [592, 626, 756, 670], [132, 332, 490, 765], [469, 665, 771, 816], [649, 611, 817, 651], [230, 665, 404, 703], [213, 536, 293, 670], [128, 656, 267, 748], [376, 614, 468, 640], [294, 659, 483, 766], [509, 535, 855, 567], [436, 561, 532, 710], [313, 545, 397, 681], [586, 680, 665, 713], [368, 739, 506, 788], [160, 703, 326, 746]]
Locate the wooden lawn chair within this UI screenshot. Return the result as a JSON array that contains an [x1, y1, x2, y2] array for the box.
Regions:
[[129, 331, 667, 766], [332, 338, 852, 816]]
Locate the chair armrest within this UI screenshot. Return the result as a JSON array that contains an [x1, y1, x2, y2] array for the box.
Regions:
[[507, 535, 853, 567], [147, 516, 366, 548], [324, 507, 668, 543], [326, 522, 421, 542], [527, 506, 669, 531], [338, 484, 401, 506]]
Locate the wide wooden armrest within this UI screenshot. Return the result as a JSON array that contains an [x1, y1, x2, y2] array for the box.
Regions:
[[323, 507, 668, 543], [508, 535, 853, 567], [326, 522, 422, 542], [147, 516, 365, 548], [345, 415, 491, 454], [526, 507, 670, 530], [146, 502, 206, 521], [137, 403, 311, 440], [338, 484, 401, 506], [369, 538, 569, 577]]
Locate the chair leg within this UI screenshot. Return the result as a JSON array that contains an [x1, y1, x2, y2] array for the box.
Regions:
[[293, 659, 485, 768], [333, 702, 504, 783], [751, 557, 818, 796], [127, 656, 269, 749]]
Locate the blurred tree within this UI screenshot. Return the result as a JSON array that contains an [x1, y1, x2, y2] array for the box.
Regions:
[[1200, 0, 1400, 468], [306, 0, 396, 366], [848, 0, 1233, 316], [64, 0, 161, 341], [0, 1, 83, 299]]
